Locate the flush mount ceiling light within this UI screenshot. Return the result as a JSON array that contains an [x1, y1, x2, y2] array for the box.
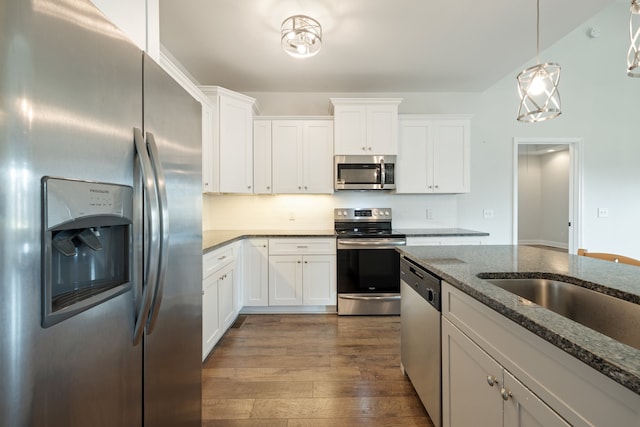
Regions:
[[627, 0, 640, 77], [281, 15, 322, 58], [516, 0, 561, 123]]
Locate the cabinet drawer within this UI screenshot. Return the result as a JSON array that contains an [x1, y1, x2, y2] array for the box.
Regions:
[[268, 238, 336, 255], [203, 245, 234, 278]]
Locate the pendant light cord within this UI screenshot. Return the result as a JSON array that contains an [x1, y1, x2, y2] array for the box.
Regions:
[[536, 0, 541, 64]]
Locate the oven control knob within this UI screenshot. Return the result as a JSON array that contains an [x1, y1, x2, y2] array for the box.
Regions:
[[373, 209, 379, 216], [384, 211, 390, 216], [342, 210, 348, 216]]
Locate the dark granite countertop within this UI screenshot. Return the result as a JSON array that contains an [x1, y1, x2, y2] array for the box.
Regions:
[[203, 227, 489, 253], [395, 228, 489, 237], [203, 229, 336, 253], [396, 244, 640, 396]]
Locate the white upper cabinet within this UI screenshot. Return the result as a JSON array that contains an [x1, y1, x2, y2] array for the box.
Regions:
[[396, 115, 470, 194], [270, 119, 334, 194], [253, 120, 272, 194], [331, 98, 402, 155], [201, 86, 257, 194]]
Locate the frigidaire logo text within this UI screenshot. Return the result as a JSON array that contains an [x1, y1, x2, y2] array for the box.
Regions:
[[90, 189, 109, 194]]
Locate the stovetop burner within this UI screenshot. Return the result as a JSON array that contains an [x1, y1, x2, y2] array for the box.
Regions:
[[334, 208, 405, 239]]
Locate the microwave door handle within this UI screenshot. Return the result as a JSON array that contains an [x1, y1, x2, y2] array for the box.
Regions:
[[132, 127, 159, 346], [380, 159, 385, 189]]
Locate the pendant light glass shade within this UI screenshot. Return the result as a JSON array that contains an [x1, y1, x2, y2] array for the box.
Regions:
[[516, 0, 562, 123], [628, 0, 640, 77], [281, 15, 322, 58]]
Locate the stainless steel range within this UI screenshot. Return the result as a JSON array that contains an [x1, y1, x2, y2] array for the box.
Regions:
[[335, 208, 406, 315]]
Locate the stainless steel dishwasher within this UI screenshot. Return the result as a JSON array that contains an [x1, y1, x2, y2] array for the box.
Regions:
[[400, 256, 441, 427]]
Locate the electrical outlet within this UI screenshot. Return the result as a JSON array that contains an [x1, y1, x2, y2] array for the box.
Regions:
[[597, 207, 609, 218], [289, 211, 295, 221], [483, 209, 494, 219], [426, 208, 434, 220]]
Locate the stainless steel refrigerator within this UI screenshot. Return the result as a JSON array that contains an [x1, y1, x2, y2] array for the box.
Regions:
[[0, 0, 202, 425]]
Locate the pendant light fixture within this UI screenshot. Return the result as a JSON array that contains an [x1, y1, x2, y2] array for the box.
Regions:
[[628, 0, 640, 77], [281, 15, 322, 58], [516, 0, 562, 123]]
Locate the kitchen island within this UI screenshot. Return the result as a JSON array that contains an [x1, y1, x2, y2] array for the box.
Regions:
[[398, 244, 640, 426]]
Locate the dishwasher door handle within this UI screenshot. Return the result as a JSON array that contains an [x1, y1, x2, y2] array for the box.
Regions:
[[339, 294, 401, 301]]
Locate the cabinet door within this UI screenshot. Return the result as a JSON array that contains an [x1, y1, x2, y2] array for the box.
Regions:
[[202, 102, 217, 193], [218, 265, 235, 331], [253, 120, 272, 194], [302, 120, 333, 194], [272, 120, 303, 193], [269, 255, 303, 305], [433, 120, 470, 193], [396, 118, 433, 193], [367, 104, 398, 154], [302, 255, 336, 305], [503, 371, 570, 427], [243, 239, 269, 307], [333, 105, 367, 155], [442, 318, 503, 427], [219, 95, 253, 193], [202, 273, 220, 360]]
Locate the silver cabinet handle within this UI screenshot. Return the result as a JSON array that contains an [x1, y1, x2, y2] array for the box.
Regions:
[[248, 185, 252, 189], [218, 255, 227, 260], [486, 376, 497, 387], [267, 186, 270, 190], [145, 131, 170, 336], [297, 245, 308, 248], [133, 128, 159, 346], [500, 388, 512, 401]]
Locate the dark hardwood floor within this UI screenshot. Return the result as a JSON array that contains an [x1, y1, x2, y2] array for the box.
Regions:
[[202, 314, 434, 426]]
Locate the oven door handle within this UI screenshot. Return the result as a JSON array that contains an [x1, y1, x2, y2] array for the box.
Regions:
[[337, 239, 406, 249], [339, 294, 401, 301]]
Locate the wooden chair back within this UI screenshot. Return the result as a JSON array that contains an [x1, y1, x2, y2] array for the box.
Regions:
[[577, 248, 640, 267]]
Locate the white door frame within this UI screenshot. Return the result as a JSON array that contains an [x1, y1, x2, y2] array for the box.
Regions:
[[512, 137, 583, 253]]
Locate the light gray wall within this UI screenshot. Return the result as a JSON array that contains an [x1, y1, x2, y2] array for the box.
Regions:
[[518, 150, 569, 248], [458, 1, 640, 256], [518, 154, 542, 242]]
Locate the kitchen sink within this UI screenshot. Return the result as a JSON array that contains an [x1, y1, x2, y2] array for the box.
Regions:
[[478, 275, 640, 351]]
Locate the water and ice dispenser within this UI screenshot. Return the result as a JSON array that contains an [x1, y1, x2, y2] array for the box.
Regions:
[[41, 177, 133, 327]]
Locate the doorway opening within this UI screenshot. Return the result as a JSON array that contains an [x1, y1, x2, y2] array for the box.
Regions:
[[513, 138, 582, 254]]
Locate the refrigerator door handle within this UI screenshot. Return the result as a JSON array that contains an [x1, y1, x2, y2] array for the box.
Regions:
[[133, 127, 160, 345], [144, 131, 170, 335]]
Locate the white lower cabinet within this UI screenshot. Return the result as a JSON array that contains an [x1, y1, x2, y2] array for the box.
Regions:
[[268, 238, 336, 307], [442, 282, 640, 427], [243, 239, 269, 306], [442, 317, 569, 427], [202, 269, 220, 360], [268, 255, 303, 305], [202, 242, 239, 360]]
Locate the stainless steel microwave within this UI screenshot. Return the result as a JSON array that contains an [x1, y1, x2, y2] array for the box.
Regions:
[[334, 155, 396, 190]]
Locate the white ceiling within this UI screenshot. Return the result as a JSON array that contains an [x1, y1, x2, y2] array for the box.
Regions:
[[159, 0, 614, 93]]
